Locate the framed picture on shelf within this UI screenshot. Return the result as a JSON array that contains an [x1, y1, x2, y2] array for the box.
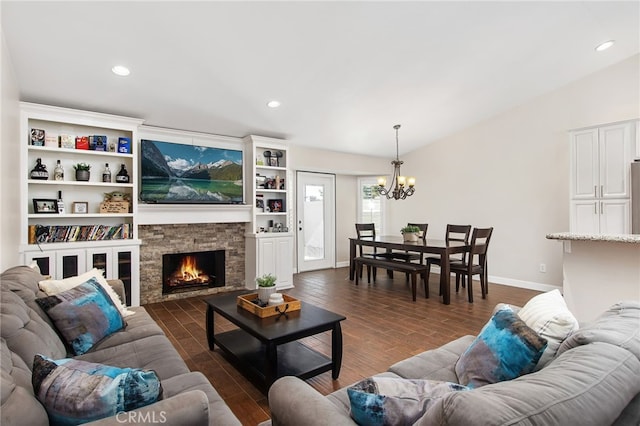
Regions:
[[33, 199, 59, 214], [256, 195, 264, 211], [267, 199, 283, 212], [72, 202, 89, 214]]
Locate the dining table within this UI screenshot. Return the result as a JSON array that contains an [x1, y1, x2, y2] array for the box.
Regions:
[[348, 235, 469, 305]]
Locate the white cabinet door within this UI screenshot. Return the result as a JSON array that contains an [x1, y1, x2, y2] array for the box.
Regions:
[[87, 245, 139, 306], [23, 251, 56, 278], [55, 249, 86, 279], [599, 123, 632, 198], [274, 236, 293, 289], [570, 129, 599, 199], [257, 236, 293, 289], [570, 199, 630, 234], [86, 247, 114, 275], [570, 200, 599, 234], [258, 237, 277, 277], [600, 199, 631, 234]]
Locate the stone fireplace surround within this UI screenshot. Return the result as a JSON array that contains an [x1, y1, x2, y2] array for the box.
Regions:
[[139, 222, 245, 304]]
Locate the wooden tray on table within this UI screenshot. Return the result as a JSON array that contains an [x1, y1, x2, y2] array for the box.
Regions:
[[237, 293, 301, 318]]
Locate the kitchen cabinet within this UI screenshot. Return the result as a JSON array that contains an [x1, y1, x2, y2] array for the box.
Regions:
[[569, 120, 635, 233], [570, 199, 630, 235]]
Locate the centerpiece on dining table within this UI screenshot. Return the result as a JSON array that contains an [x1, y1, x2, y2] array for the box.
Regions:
[[400, 225, 421, 242]]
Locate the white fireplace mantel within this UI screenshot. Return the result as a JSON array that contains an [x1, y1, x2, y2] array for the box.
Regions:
[[137, 204, 252, 225]]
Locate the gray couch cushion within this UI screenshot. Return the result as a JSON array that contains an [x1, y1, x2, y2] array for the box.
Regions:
[[1, 265, 63, 332], [1, 290, 66, 366], [88, 306, 165, 351], [557, 301, 640, 361], [0, 338, 49, 425], [161, 372, 241, 426], [417, 342, 640, 426], [388, 335, 475, 382], [74, 334, 190, 380]]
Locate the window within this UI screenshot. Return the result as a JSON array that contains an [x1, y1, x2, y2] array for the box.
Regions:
[[357, 177, 385, 234]]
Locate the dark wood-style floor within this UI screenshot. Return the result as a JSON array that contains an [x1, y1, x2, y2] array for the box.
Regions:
[[145, 267, 541, 426]]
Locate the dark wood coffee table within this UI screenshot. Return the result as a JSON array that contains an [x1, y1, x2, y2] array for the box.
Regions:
[[205, 292, 346, 390]]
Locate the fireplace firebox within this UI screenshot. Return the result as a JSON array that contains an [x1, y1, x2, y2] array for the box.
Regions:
[[162, 250, 225, 294]]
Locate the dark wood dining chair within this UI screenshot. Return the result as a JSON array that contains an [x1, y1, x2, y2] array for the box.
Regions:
[[425, 224, 472, 293], [355, 223, 387, 280], [450, 227, 493, 303]]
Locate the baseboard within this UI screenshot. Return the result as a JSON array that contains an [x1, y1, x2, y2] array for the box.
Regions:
[[487, 275, 561, 293], [336, 260, 349, 268]]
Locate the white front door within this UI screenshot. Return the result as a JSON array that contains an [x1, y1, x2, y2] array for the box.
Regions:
[[296, 172, 335, 272]]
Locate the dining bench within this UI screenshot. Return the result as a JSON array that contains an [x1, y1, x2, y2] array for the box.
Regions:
[[354, 256, 429, 301]]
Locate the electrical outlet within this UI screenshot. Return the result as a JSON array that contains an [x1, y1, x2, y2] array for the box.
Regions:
[[539, 263, 547, 273]]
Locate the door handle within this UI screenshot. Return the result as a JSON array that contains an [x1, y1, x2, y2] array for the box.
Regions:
[[600, 185, 604, 198], [594, 202, 597, 214]]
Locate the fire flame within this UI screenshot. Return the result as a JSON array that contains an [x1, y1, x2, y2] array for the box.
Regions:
[[179, 256, 203, 282]]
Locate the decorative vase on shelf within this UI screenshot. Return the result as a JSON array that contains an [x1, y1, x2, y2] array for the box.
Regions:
[[30, 158, 49, 180], [256, 273, 277, 304], [74, 163, 91, 181]]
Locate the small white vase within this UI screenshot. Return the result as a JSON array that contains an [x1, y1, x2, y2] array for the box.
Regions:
[[403, 232, 419, 242], [257, 286, 277, 304]]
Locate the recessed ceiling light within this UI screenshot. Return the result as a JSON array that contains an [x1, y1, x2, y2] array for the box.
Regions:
[[111, 65, 130, 76], [267, 100, 281, 108], [595, 40, 615, 52]]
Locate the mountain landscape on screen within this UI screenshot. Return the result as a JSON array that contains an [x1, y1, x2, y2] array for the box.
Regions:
[[140, 139, 243, 204]]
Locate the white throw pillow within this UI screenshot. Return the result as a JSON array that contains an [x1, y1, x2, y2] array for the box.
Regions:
[[39, 268, 135, 317], [517, 289, 578, 369]]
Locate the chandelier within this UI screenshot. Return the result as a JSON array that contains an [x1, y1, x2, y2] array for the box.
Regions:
[[377, 124, 415, 200]]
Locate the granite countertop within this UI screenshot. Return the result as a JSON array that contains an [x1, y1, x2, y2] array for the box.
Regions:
[[546, 232, 640, 244]]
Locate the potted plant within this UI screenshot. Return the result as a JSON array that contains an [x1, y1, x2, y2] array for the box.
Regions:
[[256, 273, 277, 304], [401, 225, 421, 242], [73, 163, 91, 181]]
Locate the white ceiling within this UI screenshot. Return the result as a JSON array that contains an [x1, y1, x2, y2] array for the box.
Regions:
[[2, 1, 638, 158]]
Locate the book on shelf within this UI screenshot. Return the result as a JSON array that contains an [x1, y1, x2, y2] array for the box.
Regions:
[[29, 223, 132, 244]]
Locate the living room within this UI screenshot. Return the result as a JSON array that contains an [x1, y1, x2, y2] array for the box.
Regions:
[[1, 2, 639, 426]]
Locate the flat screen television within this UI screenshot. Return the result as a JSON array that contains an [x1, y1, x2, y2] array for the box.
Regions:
[[140, 139, 243, 204]]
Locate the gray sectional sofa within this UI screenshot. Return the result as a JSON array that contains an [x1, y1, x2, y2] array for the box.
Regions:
[[267, 301, 640, 426], [0, 265, 241, 426]]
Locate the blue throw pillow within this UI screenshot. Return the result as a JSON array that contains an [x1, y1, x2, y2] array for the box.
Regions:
[[36, 277, 125, 355], [455, 307, 548, 389], [347, 377, 468, 426], [32, 354, 162, 426]]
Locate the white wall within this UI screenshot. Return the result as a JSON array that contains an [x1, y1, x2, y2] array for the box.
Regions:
[[0, 26, 21, 270], [390, 54, 640, 289]]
